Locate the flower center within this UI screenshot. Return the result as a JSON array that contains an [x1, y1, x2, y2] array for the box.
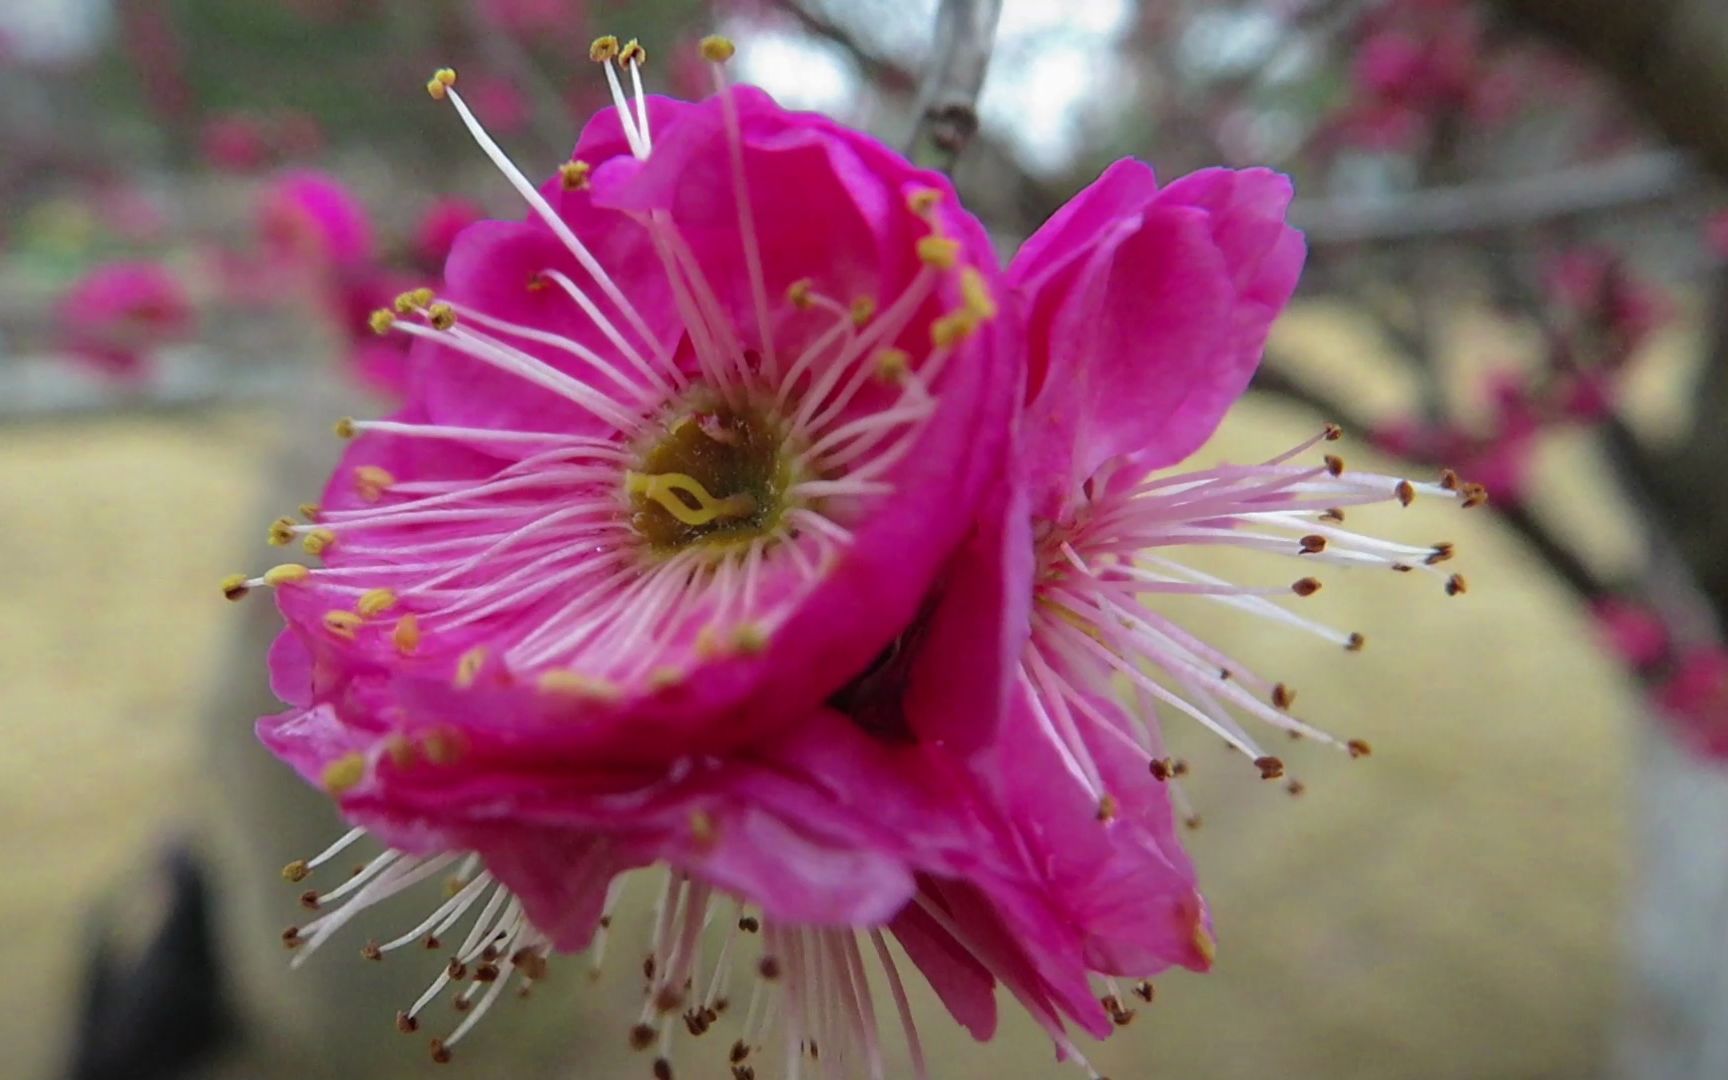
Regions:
[[627, 395, 796, 553]]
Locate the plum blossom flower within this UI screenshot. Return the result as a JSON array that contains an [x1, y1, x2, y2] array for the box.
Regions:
[[229, 37, 1471, 1080], [233, 37, 1035, 1075], [258, 169, 377, 272], [54, 260, 193, 378]]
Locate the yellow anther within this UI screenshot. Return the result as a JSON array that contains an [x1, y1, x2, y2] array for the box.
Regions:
[[699, 35, 736, 63], [302, 528, 337, 556], [321, 752, 367, 795], [874, 347, 911, 383], [694, 626, 724, 659], [409, 286, 435, 308], [731, 624, 769, 655], [268, 516, 298, 546], [281, 859, 310, 883], [648, 667, 684, 690], [849, 296, 876, 326], [426, 302, 457, 330], [220, 574, 251, 602], [906, 187, 943, 216], [298, 502, 321, 521], [421, 726, 464, 765], [323, 610, 363, 640], [354, 465, 395, 503], [333, 417, 357, 440], [626, 471, 756, 527], [786, 278, 814, 310], [357, 588, 398, 617], [960, 267, 998, 320], [264, 563, 311, 587], [391, 614, 421, 655], [383, 733, 414, 768], [558, 160, 592, 190], [426, 67, 457, 101], [916, 235, 961, 269], [589, 35, 620, 62], [930, 310, 978, 348], [392, 291, 421, 315], [618, 39, 647, 66], [368, 308, 396, 335], [454, 647, 487, 689], [538, 670, 623, 703]]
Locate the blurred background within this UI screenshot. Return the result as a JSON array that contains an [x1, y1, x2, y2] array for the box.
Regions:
[[4, 0, 1728, 1078]]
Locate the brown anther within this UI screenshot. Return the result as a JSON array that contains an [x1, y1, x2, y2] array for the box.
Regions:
[[221, 574, 250, 602], [281, 926, 304, 949], [1149, 757, 1174, 782], [452, 995, 473, 1012], [472, 962, 499, 982], [730, 1039, 751, 1063], [1323, 422, 1343, 441], [599, 916, 613, 929], [1254, 756, 1285, 780], [298, 502, 321, 522], [512, 948, 549, 980], [1445, 573, 1468, 596], [1346, 738, 1373, 758], [1395, 479, 1416, 507], [629, 1023, 657, 1051], [906, 187, 943, 215], [1320, 507, 1346, 523], [1299, 534, 1327, 554], [430, 1038, 452, 1064], [1324, 454, 1345, 477], [619, 39, 647, 66], [1426, 542, 1456, 565], [589, 35, 620, 62], [738, 916, 761, 933], [1100, 994, 1135, 1026], [299, 889, 320, 910], [699, 35, 736, 63], [1219, 668, 1233, 680], [653, 1057, 674, 1080], [1134, 980, 1156, 1003], [732, 1068, 756, 1080], [424, 935, 441, 950], [642, 955, 657, 981], [1272, 683, 1295, 709], [1292, 577, 1322, 597], [446, 959, 468, 980], [654, 986, 685, 1013], [1438, 467, 1461, 491], [1183, 814, 1204, 830], [1391, 563, 1414, 573], [1171, 759, 1190, 777], [395, 1010, 419, 1034], [683, 1009, 710, 1036], [1287, 779, 1307, 796], [1461, 483, 1489, 509], [559, 161, 592, 190], [1345, 631, 1366, 651], [757, 956, 781, 980], [282, 859, 310, 883], [361, 940, 383, 961], [1096, 793, 1118, 821], [426, 302, 457, 331]]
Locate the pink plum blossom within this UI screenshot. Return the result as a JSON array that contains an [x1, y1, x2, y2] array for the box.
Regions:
[[54, 261, 192, 378], [234, 39, 1473, 1079], [413, 197, 486, 269], [257, 169, 376, 272]]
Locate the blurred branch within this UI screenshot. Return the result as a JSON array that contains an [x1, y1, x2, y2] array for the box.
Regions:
[[1293, 152, 1696, 245], [768, 0, 916, 93], [905, 0, 1002, 172]]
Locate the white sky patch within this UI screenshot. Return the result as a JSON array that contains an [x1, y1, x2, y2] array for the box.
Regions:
[[980, 0, 1134, 174], [0, 0, 110, 63], [736, 29, 859, 118]]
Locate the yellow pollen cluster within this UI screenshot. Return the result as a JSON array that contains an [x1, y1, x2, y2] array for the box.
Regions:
[[354, 465, 395, 503], [268, 516, 297, 546], [537, 670, 623, 702], [699, 35, 736, 63], [589, 35, 620, 62], [426, 302, 457, 330], [392, 614, 421, 655], [559, 160, 593, 190], [618, 39, 647, 67], [321, 752, 367, 795], [786, 278, 814, 310], [874, 347, 911, 383], [357, 587, 398, 617], [915, 236, 961, 270], [302, 528, 336, 555], [367, 309, 395, 335], [220, 574, 250, 602], [264, 563, 311, 587], [425, 67, 457, 101], [850, 296, 876, 326], [905, 187, 943, 216], [454, 647, 488, 689], [323, 610, 363, 640]]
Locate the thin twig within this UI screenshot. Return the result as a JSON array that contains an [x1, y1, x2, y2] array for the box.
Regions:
[[905, 0, 1002, 172]]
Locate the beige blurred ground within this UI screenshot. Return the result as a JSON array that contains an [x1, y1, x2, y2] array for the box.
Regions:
[[0, 305, 1651, 1079]]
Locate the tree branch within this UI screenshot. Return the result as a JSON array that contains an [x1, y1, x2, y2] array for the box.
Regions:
[[904, 0, 1002, 172]]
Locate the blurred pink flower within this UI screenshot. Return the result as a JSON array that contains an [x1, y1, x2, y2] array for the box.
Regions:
[[54, 261, 193, 378], [1589, 597, 1670, 671], [200, 114, 273, 173], [257, 169, 376, 271], [475, 0, 584, 34], [412, 197, 485, 268], [1705, 209, 1728, 260]]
